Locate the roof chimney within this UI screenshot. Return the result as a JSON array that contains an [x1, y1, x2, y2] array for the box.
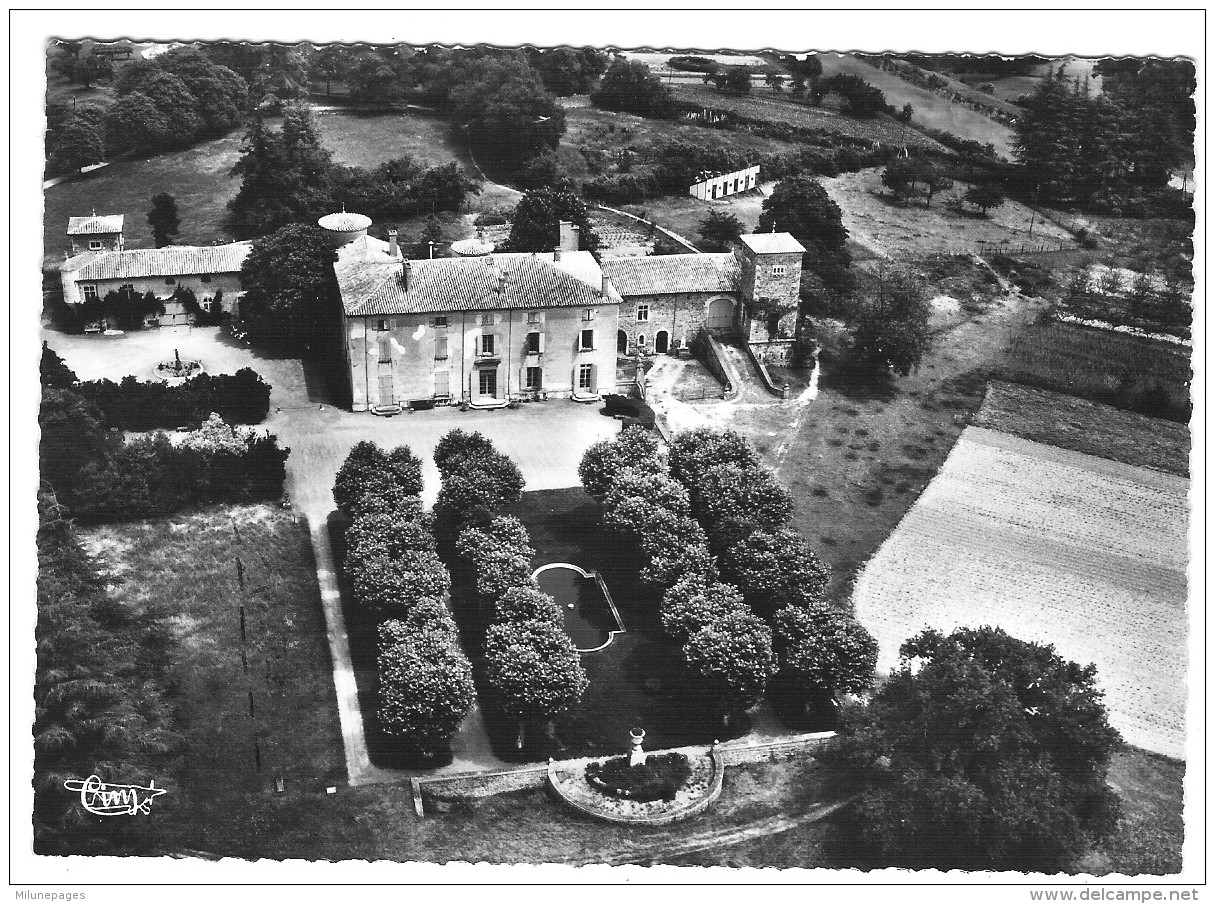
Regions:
[[553, 246, 562, 262], [402, 261, 411, 291], [388, 228, 399, 259], [558, 220, 579, 252], [601, 273, 611, 299]]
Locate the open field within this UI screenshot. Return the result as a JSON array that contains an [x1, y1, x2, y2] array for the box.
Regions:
[[853, 426, 1189, 759], [314, 108, 462, 171], [1000, 319, 1192, 423], [560, 104, 802, 185], [44, 108, 506, 265], [821, 167, 1073, 260], [976, 380, 1190, 477], [79, 504, 346, 851], [671, 84, 943, 150], [818, 54, 1017, 158]]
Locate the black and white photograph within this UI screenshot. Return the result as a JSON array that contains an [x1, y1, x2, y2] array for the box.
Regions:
[[10, 8, 1205, 895]]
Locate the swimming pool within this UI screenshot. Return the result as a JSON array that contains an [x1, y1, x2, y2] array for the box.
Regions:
[[533, 563, 625, 653]]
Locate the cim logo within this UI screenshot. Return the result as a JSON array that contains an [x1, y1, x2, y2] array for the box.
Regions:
[[63, 775, 168, 816]]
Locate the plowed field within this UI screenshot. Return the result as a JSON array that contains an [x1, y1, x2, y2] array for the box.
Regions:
[[853, 426, 1190, 758]]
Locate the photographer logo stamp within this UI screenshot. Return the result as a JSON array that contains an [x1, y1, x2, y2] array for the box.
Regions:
[[64, 775, 168, 817]]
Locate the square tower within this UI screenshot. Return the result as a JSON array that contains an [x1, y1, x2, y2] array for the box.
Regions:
[[734, 232, 806, 341], [68, 215, 125, 255]]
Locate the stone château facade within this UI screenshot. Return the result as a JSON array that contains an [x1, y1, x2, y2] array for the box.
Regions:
[[328, 211, 807, 411]]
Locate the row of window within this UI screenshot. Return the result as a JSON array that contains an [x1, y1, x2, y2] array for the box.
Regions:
[[80, 282, 216, 300], [449, 364, 592, 399], [375, 309, 594, 333]]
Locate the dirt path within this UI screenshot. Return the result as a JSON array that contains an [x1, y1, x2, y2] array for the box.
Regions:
[[573, 799, 852, 866]]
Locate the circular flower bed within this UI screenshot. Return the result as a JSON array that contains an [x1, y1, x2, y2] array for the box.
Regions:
[[585, 752, 692, 802]]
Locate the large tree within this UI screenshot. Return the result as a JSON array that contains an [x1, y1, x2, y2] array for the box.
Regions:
[[833, 627, 1123, 872], [590, 58, 673, 118], [505, 188, 600, 254], [683, 610, 776, 728], [483, 619, 588, 750], [772, 602, 877, 715], [237, 223, 340, 353], [46, 113, 105, 175], [847, 269, 932, 376], [448, 56, 566, 171], [228, 107, 336, 234], [377, 633, 475, 760], [698, 210, 745, 252], [578, 427, 664, 500], [757, 173, 852, 292]]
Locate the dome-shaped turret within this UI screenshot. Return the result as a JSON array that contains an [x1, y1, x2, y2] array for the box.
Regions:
[[318, 211, 372, 247]]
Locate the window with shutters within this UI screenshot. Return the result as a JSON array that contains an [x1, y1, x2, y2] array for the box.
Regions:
[[527, 311, 540, 323], [434, 371, 450, 398], [376, 319, 389, 331], [482, 333, 496, 356], [434, 336, 448, 359], [526, 366, 542, 390], [582, 308, 596, 321], [432, 316, 448, 328], [578, 363, 593, 390], [526, 331, 541, 354], [580, 328, 595, 351]]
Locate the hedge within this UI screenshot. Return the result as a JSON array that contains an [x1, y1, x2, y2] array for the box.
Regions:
[[74, 368, 272, 430]]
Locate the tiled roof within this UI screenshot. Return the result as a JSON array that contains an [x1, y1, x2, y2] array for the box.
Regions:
[[61, 243, 252, 281], [601, 253, 740, 297], [67, 215, 124, 235], [336, 238, 616, 317], [738, 232, 807, 255]]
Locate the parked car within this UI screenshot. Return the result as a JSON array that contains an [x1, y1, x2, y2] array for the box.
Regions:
[[601, 394, 656, 431]]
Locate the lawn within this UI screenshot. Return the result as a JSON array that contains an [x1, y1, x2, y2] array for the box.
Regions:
[[314, 108, 462, 171], [821, 167, 1073, 260], [79, 504, 347, 853], [43, 132, 245, 260], [134, 748, 838, 864], [474, 486, 768, 762]]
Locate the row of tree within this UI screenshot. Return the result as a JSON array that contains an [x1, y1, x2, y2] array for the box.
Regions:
[[1013, 62, 1195, 209], [42, 348, 272, 430], [333, 441, 475, 762], [434, 430, 587, 752], [666, 428, 878, 722], [34, 487, 180, 853]]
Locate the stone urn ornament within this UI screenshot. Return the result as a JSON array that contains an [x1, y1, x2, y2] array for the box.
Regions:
[[629, 728, 647, 767]]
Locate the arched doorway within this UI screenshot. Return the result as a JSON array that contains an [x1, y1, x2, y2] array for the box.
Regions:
[[705, 296, 735, 331], [655, 330, 669, 354], [617, 330, 627, 354]]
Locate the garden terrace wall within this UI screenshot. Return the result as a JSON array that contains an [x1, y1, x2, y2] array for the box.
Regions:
[[691, 328, 740, 400], [409, 730, 836, 815]]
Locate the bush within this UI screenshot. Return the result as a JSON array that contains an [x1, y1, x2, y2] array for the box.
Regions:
[[585, 752, 692, 801], [74, 368, 271, 430]]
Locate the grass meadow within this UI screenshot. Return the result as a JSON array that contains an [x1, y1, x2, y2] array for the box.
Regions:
[[81, 504, 346, 852]]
